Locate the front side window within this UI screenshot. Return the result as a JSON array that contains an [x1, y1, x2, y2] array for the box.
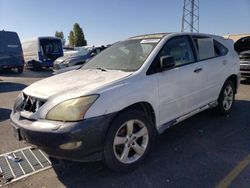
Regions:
[[159, 36, 195, 66], [82, 38, 160, 72]]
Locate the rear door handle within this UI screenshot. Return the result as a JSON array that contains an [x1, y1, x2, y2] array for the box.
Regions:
[[194, 68, 203, 73]]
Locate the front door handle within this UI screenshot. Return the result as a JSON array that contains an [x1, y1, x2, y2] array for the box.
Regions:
[[194, 68, 203, 73]]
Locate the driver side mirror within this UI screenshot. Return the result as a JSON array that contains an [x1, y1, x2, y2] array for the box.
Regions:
[[160, 55, 175, 71]]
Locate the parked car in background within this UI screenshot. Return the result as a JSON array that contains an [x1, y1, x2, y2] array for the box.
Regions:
[[22, 37, 63, 69], [0, 30, 24, 73], [53, 46, 106, 71], [234, 36, 250, 79], [63, 47, 79, 58], [11, 32, 240, 172]]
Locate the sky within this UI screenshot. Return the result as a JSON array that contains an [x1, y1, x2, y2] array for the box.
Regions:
[[0, 0, 250, 45]]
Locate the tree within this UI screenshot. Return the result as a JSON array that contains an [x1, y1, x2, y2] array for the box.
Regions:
[[55, 31, 65, 46], [68, 30, 75, 47], [73, 23, 87, 47]]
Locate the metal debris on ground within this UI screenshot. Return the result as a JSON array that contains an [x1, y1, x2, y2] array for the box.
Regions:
[[0, 146, 51, 186]]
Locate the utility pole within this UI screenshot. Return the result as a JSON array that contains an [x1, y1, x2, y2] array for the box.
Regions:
[[181, 0, 199, 32]]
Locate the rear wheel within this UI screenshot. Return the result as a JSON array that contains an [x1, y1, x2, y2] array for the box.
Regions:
[[104, 110, 156, 172], [216, 80, 235, 115]]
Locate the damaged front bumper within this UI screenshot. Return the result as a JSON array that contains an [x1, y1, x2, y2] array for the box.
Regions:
[[10, 112, 116, 162]]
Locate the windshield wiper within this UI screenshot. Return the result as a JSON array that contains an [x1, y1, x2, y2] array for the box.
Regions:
[[96, 67, 108, 72]]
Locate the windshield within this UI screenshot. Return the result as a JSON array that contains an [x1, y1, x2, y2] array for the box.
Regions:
[[82, 38, 160, 72]]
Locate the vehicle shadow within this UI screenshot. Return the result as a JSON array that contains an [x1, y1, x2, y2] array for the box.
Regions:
[[0, 82, 27, 93], [0, 68, 53, 79], [0, 108, 11, 122], [52, 100, 250, 188]]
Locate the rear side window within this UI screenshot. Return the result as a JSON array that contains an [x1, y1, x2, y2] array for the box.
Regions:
[[193, 37, 228, 60], [193, 37, 215, 60], [214, 40, 228, 56]]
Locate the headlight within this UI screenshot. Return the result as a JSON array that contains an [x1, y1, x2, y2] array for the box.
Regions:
[[46, 95, 99, 122]]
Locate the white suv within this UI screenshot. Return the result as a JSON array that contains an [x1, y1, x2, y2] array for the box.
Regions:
[[11, 33, 240, 171]]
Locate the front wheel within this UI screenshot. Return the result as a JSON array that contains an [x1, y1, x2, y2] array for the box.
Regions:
[[216, 80, 235, 115], [103, 110, 156, 172]]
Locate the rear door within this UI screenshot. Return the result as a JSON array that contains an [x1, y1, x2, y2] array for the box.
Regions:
[[192, 36, 230, 104], [0, 32, 23, 67], [152, 35, 204, 125]]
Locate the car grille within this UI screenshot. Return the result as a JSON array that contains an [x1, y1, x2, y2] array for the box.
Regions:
[[19, 93, 46, 113], [239, 55, 250, 61]]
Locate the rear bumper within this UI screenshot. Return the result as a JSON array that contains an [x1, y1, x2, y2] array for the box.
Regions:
[[0, 62, 24, 69], [10, 112, 116, 162], [240, 62, 250, 78]]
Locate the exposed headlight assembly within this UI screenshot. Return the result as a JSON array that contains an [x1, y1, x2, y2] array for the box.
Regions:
[[46, 95, 99, 122]]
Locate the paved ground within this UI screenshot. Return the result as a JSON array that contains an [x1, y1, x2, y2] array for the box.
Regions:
[[0, 69, 250, 188]]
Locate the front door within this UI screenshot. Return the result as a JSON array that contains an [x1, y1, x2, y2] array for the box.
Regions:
[[156, 36, 204, 126]]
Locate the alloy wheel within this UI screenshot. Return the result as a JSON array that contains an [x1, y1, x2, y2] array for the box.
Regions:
[[113, 119, 149, 164], [223, 85, 234, 111]]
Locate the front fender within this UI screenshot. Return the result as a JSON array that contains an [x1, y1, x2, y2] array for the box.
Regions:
[[85, 75, 160, 126]]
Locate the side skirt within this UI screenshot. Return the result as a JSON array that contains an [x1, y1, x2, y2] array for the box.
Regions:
[[158, 101, 218, 134]]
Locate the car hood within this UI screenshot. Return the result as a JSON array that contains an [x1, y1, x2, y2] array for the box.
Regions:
[[23, 69, 132, 99]]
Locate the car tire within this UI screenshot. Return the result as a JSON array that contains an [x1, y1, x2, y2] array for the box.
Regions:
[[103, 110, 156, 172], [17, 66, 23, 74], [216, 80, 235, 115]]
